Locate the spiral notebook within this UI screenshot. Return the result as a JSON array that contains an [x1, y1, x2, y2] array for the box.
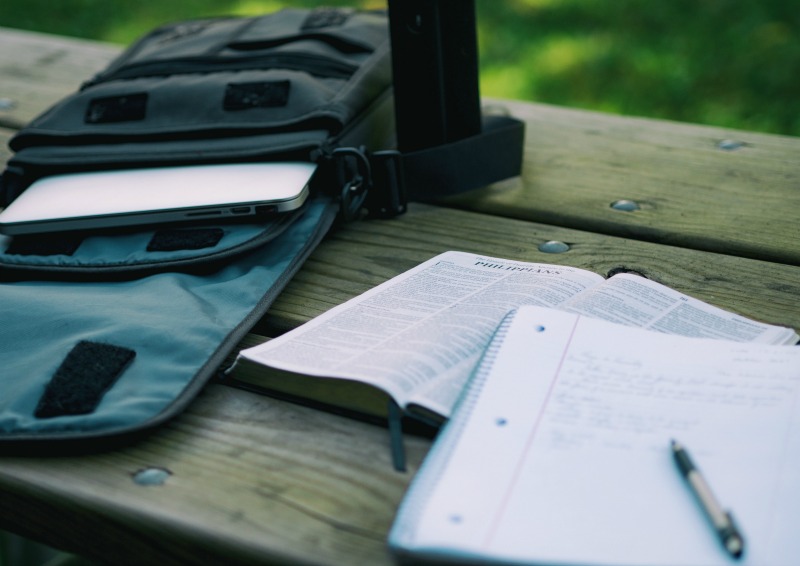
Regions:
[[389, 306, 800, 566]]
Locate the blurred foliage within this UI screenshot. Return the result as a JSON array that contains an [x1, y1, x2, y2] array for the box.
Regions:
[[477, 0, 800, 136], [1, 0, 797, 135]]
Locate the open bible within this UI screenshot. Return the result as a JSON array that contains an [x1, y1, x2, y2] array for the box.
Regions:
[[228, 251, 798, 423]]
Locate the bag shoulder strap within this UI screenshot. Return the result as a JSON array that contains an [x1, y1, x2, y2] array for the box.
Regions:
[[340, 114, 525, 220]]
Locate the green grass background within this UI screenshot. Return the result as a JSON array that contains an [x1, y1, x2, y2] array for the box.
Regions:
[[1, 0, 797, 136]]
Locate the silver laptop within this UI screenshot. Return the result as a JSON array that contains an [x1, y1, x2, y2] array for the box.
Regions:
[[0, 162, 315, 236]]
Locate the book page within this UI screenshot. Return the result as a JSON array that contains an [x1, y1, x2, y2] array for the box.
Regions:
[[394, 307, 800, 566], [562, 273, 798, 344], [238, 252, 603, 416]]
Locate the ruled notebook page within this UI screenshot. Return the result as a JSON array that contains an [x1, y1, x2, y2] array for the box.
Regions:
[[389, 306, 800, 566]]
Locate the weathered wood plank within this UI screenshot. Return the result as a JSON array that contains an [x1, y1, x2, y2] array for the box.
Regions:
[[260, 202, 800, 336], [0, 27, 120, 129], [448, 100, 800, 265], [0, 385, 430, 566]]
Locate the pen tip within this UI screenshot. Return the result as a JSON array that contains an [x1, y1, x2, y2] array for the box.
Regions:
[[726, 536, 744, 558]]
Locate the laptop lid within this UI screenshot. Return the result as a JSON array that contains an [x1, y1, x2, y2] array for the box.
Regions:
[[0, 162, 315, 236]]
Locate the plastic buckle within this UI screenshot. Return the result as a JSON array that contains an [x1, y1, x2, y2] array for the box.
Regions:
[[366, 150, 407, 218], [333, 146, 372, 222]]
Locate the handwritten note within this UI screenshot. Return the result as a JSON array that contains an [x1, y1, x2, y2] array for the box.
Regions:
[[541, 346, 798, 453], [390, 306, 800, 566]]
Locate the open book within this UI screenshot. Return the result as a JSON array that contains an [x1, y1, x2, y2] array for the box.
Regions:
[[388, 306, 800, 566], [230, 251, 797, 422]]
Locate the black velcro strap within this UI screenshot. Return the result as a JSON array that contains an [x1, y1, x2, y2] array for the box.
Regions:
[[85, 93, 148, 124], [35, 341, 136, 419], [302, 7, 352, 29], [147, 227, 224, 251], [5, 234, 83, 256], [224, 81, 290, 110]]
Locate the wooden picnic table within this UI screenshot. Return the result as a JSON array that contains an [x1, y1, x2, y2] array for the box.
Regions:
[[0, 26, 798, 566]]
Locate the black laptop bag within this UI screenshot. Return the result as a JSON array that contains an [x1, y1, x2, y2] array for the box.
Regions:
[[0, 7, 523, 448]]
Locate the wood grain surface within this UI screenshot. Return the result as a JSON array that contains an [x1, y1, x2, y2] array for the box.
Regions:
[[0, 385, 430, 565], [447, 100, 800, 265], [262, 202, 800, 336]]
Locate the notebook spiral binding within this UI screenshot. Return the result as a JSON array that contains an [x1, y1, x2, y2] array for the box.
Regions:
[[390, 309, 519, 544]]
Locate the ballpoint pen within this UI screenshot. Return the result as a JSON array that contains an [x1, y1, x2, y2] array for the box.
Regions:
[[671, 439, 745, 559]]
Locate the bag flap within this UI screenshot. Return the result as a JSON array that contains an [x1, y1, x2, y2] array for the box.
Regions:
[[0, 196, 339, 446], [9, 10, 391, 151]]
